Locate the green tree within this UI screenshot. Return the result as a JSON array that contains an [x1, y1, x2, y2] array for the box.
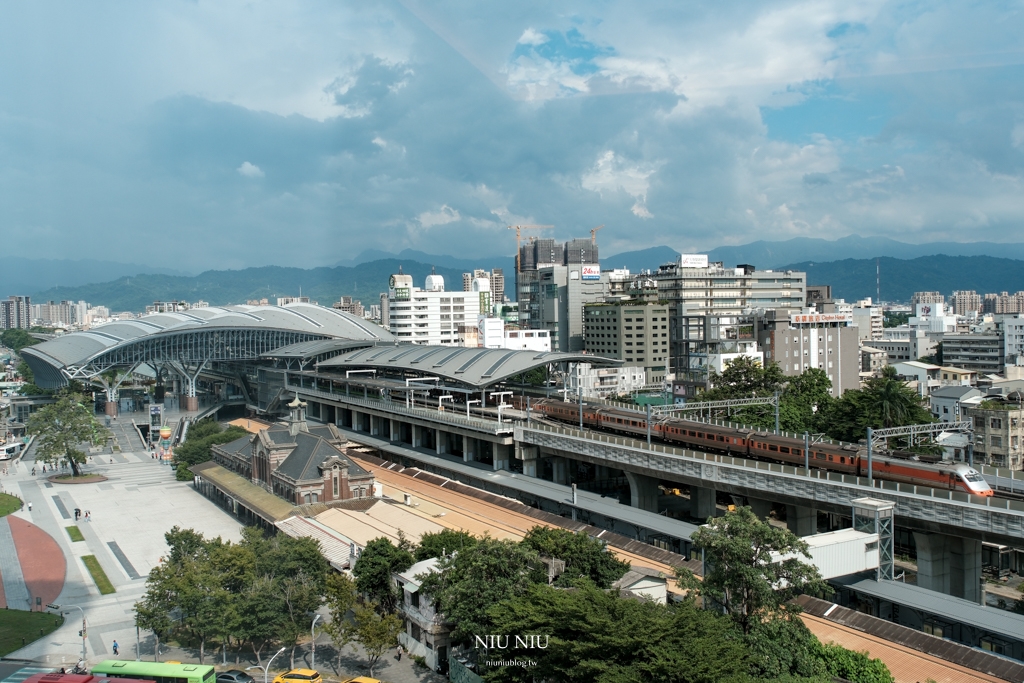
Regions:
[[1, 329, 41, 352], [676, 507, 830, 635], [745, 614, 828, 680], [814, 641, 894, 683], [414, 528, 478, 561], [236, 575, 287, 664], [278, 572, 324, 668], [419, 536, 543, 642], [485, 581, 749, 683], [349, 603, 402, 679], [520, 527, 630, 588], [352, 537, 414, 614], [818, 366, 933, 443], [778, 368, 834, 433], [135, 562, 177, 662], [173, 420, 250, 481], [323, 572, 358, 670], [701, 356, 785, 401], [27, 389, 108, 476]]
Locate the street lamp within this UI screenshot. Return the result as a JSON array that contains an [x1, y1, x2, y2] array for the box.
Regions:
[[310, 614, 322, 671], [47, 603, 86, 664], [248, 647, 286, 683]]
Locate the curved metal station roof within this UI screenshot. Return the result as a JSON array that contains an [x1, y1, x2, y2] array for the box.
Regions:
[[319, 344, 619, 388], [22, 303, 395, 387]]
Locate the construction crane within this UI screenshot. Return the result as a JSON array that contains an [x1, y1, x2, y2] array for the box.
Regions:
[[508, 224, 554, 273], [590, 224, 604, 244]]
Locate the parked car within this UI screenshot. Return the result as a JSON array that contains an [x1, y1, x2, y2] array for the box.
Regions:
[[217, 671, 255, 683]]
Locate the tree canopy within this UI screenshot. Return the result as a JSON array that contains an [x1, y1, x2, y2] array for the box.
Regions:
[[676, 507, 830, 636], [520, 527, 629, 588], [414, 528, 479, 562], [817, 366, 934, 443], [352, 537, 414, 615], [27, 389, 108, 475], [172, 419, 251, 481]]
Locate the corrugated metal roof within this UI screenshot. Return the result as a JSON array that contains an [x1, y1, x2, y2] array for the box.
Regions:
[[275, 516, 357, 571], [319, 344, 621, 388], [838, 577, 1024, 639]]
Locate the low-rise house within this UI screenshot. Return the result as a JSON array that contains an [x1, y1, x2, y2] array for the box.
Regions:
[[393, 558, 452, 672], [966, 398, 1024, 469], [612, 566, 668, 604], [929, 386, 983, 423]]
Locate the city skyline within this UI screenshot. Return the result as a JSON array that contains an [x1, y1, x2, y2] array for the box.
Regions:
[[2, 2, 1023, 271]]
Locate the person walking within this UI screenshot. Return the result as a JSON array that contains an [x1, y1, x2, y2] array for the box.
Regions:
[[396, 644, 403, 661], [112, 640, 119, 656], [74, 508, 81, 521], [27, 502, 32, 512]]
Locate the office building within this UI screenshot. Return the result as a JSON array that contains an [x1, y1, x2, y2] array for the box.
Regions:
[[942, 333, 1006, 375], [951, 290, 982, 315], [583, 301, 671, 384], [806, 285, 832, 309], [384, 270, 484, 345], [517, 238, 603, 351], [911, 291, 945, 306], [1005, 316, 1024, 366], [568, 363, 647, 399]]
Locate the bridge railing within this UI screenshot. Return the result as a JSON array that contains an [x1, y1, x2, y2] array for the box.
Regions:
[[521, 422, 1024, 513]]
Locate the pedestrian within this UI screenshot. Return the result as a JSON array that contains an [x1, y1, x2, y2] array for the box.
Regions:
[[74, 508, 81, 521], [85, 511, 91, 522], [396, 644, 403, 661], [27, 502, 32, 511], [112, 640, 119, 656]]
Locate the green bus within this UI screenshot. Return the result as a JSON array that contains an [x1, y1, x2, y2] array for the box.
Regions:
[[91, 661, 216, 683]]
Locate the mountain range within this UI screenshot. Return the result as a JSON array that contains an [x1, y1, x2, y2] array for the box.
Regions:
[[17, 236, 1024, 310]]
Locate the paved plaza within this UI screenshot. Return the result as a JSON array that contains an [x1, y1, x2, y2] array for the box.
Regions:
[[0, 413, 445, 683]]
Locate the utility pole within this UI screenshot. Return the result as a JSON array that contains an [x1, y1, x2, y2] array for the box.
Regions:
[[774, 391, 780, 435], [866, 427, 874, 484], [646, 403, 652, 445]]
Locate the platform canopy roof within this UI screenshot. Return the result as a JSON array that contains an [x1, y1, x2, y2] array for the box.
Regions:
[[21, 303, 394, 388], [318, 343, 621, 389]]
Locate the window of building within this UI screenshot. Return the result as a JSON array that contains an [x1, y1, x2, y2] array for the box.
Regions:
[[991, 436, 1003, 448], [992, 418, 1003, 429]]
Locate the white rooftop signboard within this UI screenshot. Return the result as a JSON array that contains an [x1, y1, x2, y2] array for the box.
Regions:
[[679, 254, 709, 268]]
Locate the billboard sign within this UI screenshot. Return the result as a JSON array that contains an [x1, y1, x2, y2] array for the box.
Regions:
[[581, 265, 601, 281], [679, 254, 709, 268], [393, 287, 411, 301], [789, 313, 853, 324]]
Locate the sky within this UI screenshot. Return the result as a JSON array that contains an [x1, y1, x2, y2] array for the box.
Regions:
[[1, 1, 1024, 272]]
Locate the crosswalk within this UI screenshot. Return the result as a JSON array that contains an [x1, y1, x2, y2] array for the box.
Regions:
[[1, 667, 56, 683]]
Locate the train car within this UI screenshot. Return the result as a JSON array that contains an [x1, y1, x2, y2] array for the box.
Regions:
[[532, 399, 994, 496]]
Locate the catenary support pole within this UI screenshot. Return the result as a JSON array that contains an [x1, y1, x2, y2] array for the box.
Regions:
[[774, 391, 780, 435], [804, 431, 810, 474], [866, 427, 874, 484], [647, 403, 652, 445]]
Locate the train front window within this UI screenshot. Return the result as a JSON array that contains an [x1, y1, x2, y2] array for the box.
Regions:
[[964, 472, 986, 482]]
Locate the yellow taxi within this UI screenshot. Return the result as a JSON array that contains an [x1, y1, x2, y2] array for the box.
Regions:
[[271, 670, 322, 683]]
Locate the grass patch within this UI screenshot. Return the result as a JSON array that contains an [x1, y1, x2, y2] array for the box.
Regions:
[[0, 492, 22, 517], [81, 555, 116, 594], [66, 525, 85, 542], [0, 609, 64, 657]]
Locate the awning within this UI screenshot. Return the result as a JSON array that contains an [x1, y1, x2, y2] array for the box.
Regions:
[[189, 461, 298, 523]]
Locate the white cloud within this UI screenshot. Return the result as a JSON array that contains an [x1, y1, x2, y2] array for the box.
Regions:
[[237, 161, 264, 178], [517, 28, 549, 46], [417, 204, 461, 227], [581, 151, 657, 219]]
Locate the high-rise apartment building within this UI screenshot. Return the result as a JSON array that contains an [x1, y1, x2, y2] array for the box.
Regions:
[[0, 296, 31, 329], [332, 296, 365, 317], [951, 290, 982, 315], [911, 291, 945, 305], [32, 300, 75, 327], [462, 268, 506, 308], [983, 292, 1024, 315]]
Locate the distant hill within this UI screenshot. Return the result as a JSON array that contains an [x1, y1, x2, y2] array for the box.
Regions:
[[1, 258, 188, 298], [709, 235, 1024, 270], [336, 248, 514, 274], [784, 255, 1024, 303], [30, 260, 468, 312]]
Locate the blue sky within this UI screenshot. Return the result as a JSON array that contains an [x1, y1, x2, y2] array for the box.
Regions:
[[1, 0, 1023, 271]]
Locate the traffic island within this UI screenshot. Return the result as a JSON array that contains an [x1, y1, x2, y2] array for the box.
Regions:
[[47, 474, 107, 484]]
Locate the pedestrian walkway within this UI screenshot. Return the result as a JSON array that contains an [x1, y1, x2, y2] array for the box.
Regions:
[[0, 667, 55, 683], [0, 516, 30, 609]]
